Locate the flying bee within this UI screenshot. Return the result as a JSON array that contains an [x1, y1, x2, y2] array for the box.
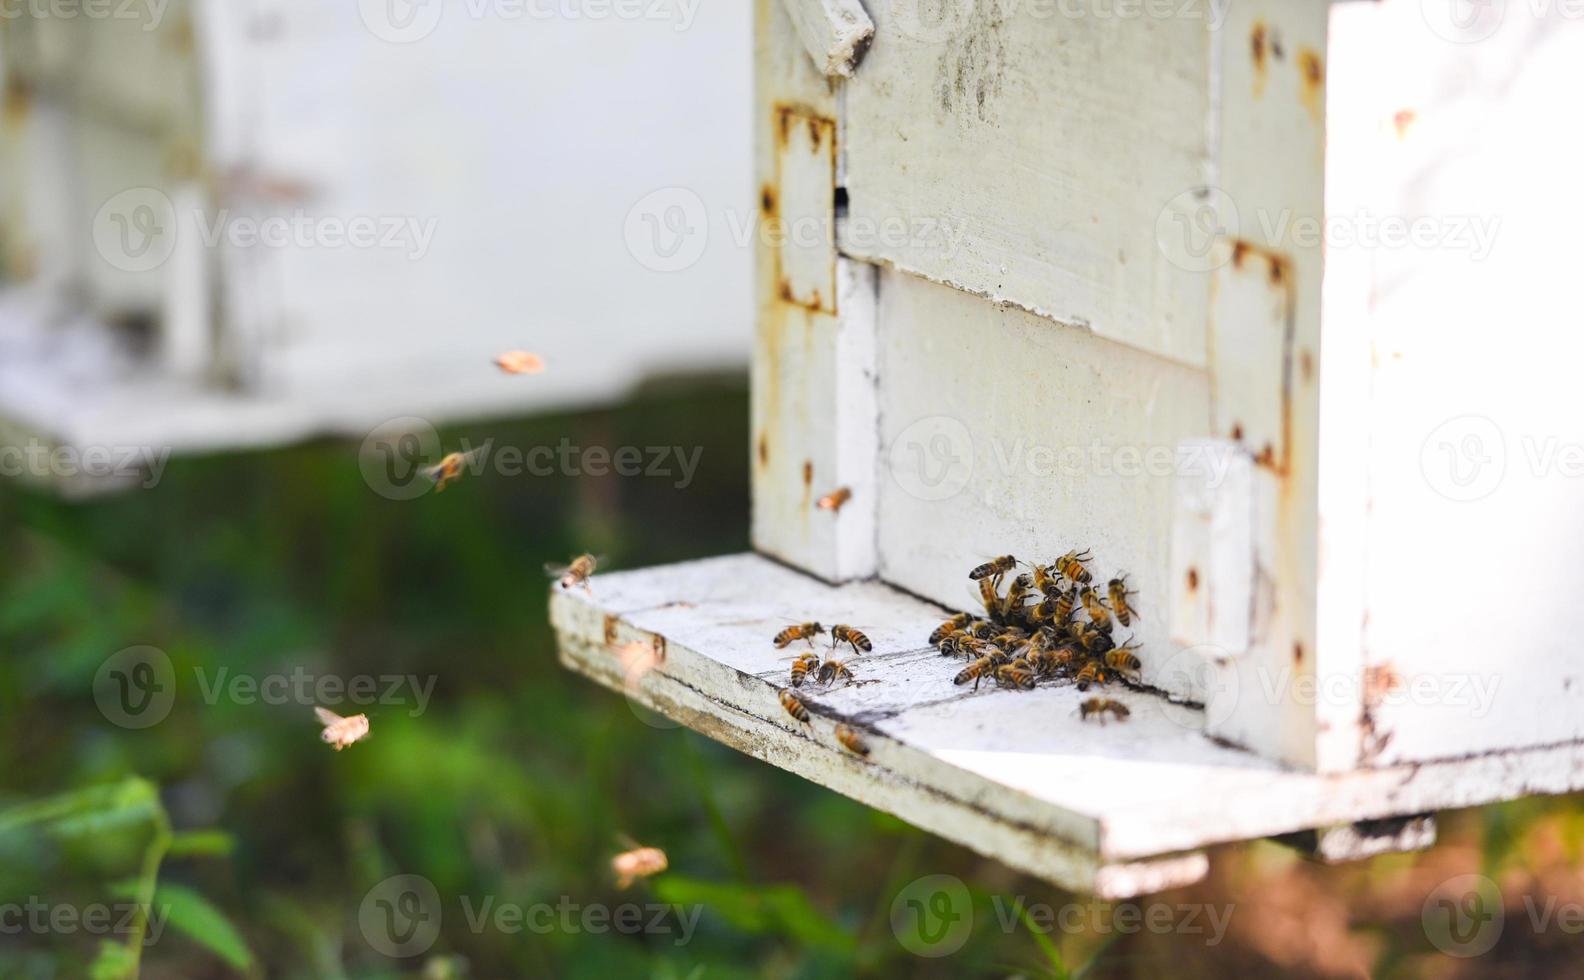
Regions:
[[1079, 586, 1112, 633], [779, 688, 811, 725], [786, 651, 821, 687], [1076, 661, 1110, 691], [546, 553, 600, 592], [774, 622, 826, 649], [611, 844, 668, 889], [969, 555, 1018, 583], [1080, 697, 1130, 724], [815, 487, 853, 512], [995, 660, 1037, 691], [1001, 574, 1033, 620], [835, 723, 870, 756], [315, 706, 370, 751], [830, 625, 872, 656], [1055, 549, 1094, 585], [818, 657, 857, 686], [424, 445, 489, 492], [494, 350, 546, 375], [930, 613, 974, 646], [954, 655, 996, 690], [1108, 576, 1138, 627]]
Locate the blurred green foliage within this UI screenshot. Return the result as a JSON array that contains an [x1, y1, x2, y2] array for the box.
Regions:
[[0, 379, 1581, 978]]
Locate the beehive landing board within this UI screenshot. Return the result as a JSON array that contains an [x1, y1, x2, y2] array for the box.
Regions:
[[550, 554, 1584, 897]]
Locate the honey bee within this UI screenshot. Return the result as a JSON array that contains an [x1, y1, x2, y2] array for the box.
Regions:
[[779, 688, 811, 724], [968, 620, 999, 640], [930, 613, 974, 646], [938, 632, 971, 657], [830, 625, 872, 656], [1055, 548, 1094, 585], [1031, 562, 1063, 598], [990, 630, 1030, 655], [1079, 697, 1130, 724], [1077, 622, 1115, 653], [1028, 637, 1082, 677], [1104, 639, 1143, 678], [818, 657, 857, 686], [494, 350, 547, 375], [994, 660, 1036, 691], [1108, 576, 1137, 627], [423, 446, 489, 492], [787, 651, 821, 687], [978, 576, 1001, 619], [970, 555, 1018, 582], [1076, 661, 1110, 691], [1079, 586, 1112, 633], [954, 655, 996, 690], [815, 487, 853, 512], [314, 706, 370, 751], [546, 553, 600, 592], [982, 645, 1013, 667], [835, 723, 870, 756], [611, 845, 667, 889], [1001, 574, 1033, 620], [774, 622, 826, 648]]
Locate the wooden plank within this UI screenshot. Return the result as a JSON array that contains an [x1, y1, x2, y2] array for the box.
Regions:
[[872, 268, 1214, 702], [1322, 0, 1584, 767], [551, 554, 1584, 891], [842, 1, 1215, 368], [777, 0, 874, 78], [751, 0, 879, 582]]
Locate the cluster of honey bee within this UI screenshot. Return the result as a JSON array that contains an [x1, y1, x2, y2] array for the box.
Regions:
[[929, 551, 1142, 718], [773, 623, 876, 756]]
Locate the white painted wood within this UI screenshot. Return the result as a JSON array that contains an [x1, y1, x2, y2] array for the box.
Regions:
[[1277, 815, 1437, 865], [1320, 0, 1584, 767], [1169, 439, 1251, 658], [842, 0, 1214, 369], [777, 0, 873, 78], [0, 0, 754, 463], [873, 268, 1212, 702], [751, 0, 878, 582], [552, 555, 1584, 893]]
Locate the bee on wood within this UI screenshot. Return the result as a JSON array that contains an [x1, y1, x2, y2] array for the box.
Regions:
[[835, 723, 870, 756], [815, 487, 853, 512], [1055, 549, 1094, 585], [1104, 639, 1143, 678], [494, 350, 546, 375], [989, 628, 1028, 650], [930, 613, 974, 646], [1079, 586, 1112, 633], [1080, 697, 1130, 724], [315, 706, 370, 751], [830, 625, 872, 656], [1031, 562, 1063, 598], [818, 657, 857, 686], [424, 446, 489, 492], [969, 555, 1018, 582], [1108, 576, 1138, 628], [787, 651, 821, 687], [994, 660, 1037, 691], [938, 632, 972, 658], [546, 553, 600, 592], [779, 688, 811, 725], [774, 622, 826, 648], [1076, 660, 1110, 691], [1028, 637, 1082, 678], [1076, 622, 1115, 654], [1001, 574, 1033, 620], [954, 655, 996, 690], [968, 619, 999, 641], [1052, 588, 1077, 626]]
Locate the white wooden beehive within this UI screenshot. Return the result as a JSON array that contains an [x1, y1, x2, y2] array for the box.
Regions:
[[0, 1, 750, 488], [553, 0, 1584, 897]]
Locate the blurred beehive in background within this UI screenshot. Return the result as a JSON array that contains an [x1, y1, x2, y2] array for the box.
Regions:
[[0, 0, 751, 489]]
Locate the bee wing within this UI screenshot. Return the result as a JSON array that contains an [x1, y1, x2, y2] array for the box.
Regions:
[[314, 706, 343, 727], [543, 561, 572, 577]]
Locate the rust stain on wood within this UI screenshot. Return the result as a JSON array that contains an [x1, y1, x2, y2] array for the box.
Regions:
[[1298, 49, 1325, 122]]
